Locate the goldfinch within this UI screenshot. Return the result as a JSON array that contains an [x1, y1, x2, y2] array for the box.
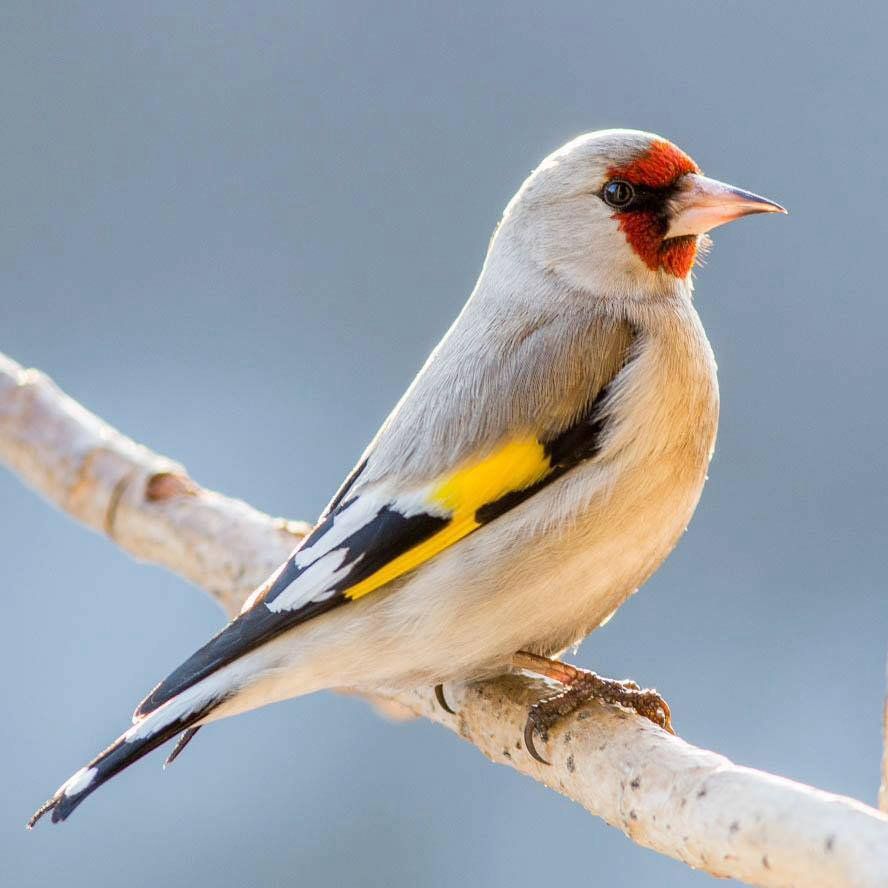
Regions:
[[29, 129, 784, 825]]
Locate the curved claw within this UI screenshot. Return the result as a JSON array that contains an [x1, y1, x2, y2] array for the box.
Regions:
[[523, 717, 550, 765], [636, 690, 674, 734], [657, 700, 675, 735], [434, 683, 456, 715]]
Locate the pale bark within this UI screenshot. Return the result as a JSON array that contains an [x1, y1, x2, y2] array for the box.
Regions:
[[3, 350, 887, 887]]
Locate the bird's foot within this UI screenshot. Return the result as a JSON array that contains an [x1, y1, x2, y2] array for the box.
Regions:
[[512, 651, 673, 764]]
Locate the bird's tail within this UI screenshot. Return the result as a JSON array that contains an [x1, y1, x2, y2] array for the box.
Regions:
[[27, 697, 218, 828]]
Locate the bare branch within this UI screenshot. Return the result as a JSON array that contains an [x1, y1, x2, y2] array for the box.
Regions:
[[0, 352, 309, 612], [3, 350, 888, 887]]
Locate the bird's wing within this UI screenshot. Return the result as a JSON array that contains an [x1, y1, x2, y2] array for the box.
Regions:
[[133, 375, 620, 720]]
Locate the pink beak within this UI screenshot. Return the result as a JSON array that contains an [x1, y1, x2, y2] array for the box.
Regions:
[[666, 173, 787, 239]]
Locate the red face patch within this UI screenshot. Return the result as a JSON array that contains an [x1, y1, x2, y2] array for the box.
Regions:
[[607, 140, 700, 278]]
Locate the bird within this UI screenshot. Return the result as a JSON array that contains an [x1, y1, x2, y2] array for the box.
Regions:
[[29, 129, 785, 826]]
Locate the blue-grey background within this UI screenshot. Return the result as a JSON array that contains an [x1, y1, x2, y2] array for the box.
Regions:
[[3, 3, 886, 885]]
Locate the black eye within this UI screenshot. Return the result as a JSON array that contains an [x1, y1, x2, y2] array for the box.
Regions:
[[602, 179, 636, 209]]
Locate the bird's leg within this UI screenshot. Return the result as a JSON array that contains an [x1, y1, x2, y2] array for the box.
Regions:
[[511, 651, 674, 764]]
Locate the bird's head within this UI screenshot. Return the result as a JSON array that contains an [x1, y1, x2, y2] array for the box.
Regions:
[[500, 129, 785, 298]]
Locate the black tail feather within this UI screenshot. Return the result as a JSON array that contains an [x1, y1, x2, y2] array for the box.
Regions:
[[28, 705, 214, 828]]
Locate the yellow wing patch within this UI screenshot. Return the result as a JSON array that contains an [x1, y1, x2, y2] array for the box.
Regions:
[[431, 438, 550, 514], [343, 438, 551, 600]]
